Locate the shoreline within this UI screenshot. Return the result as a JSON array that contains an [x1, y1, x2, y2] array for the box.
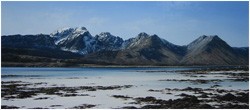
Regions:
[[1, 63, 248, 68]]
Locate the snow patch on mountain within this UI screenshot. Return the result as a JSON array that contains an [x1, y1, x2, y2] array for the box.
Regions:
[[95, 32, 124, 51], [50, 27, 88, 45], [50, 27, 100, 55]]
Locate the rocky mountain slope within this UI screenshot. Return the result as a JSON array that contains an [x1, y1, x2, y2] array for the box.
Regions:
[[181, 35, 248, 65], [1, 27, 248, 66], [95, 32, 124, 51], [50, 27, 99, 55], [114, 33, 184, 65]]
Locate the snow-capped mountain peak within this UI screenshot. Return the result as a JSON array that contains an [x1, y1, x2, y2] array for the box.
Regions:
[[95, 32, 124, 51], [51, 27, 88, 37], [50, 27, 90, 45], [49, 26, 99, 55], [73, 27, 88, 35]]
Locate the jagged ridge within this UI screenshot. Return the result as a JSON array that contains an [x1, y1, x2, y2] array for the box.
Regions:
[[1, 27, 248, 65]]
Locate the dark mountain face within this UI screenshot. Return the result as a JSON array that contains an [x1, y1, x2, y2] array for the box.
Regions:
[[234, 47, 249, 57], [233, 47, 249, 62], [1, 34, 82, 67], [1, 34, 56, 49], [1, 27, 248, 66]]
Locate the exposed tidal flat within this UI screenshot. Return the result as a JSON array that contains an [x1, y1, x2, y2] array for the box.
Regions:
[[1, 66, 249, 109]]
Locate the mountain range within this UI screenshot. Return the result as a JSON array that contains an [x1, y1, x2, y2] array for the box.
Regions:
[[1, 27, 249, 66]]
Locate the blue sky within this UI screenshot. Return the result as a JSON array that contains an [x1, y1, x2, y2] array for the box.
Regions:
[[1, 1, 249, 47]]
